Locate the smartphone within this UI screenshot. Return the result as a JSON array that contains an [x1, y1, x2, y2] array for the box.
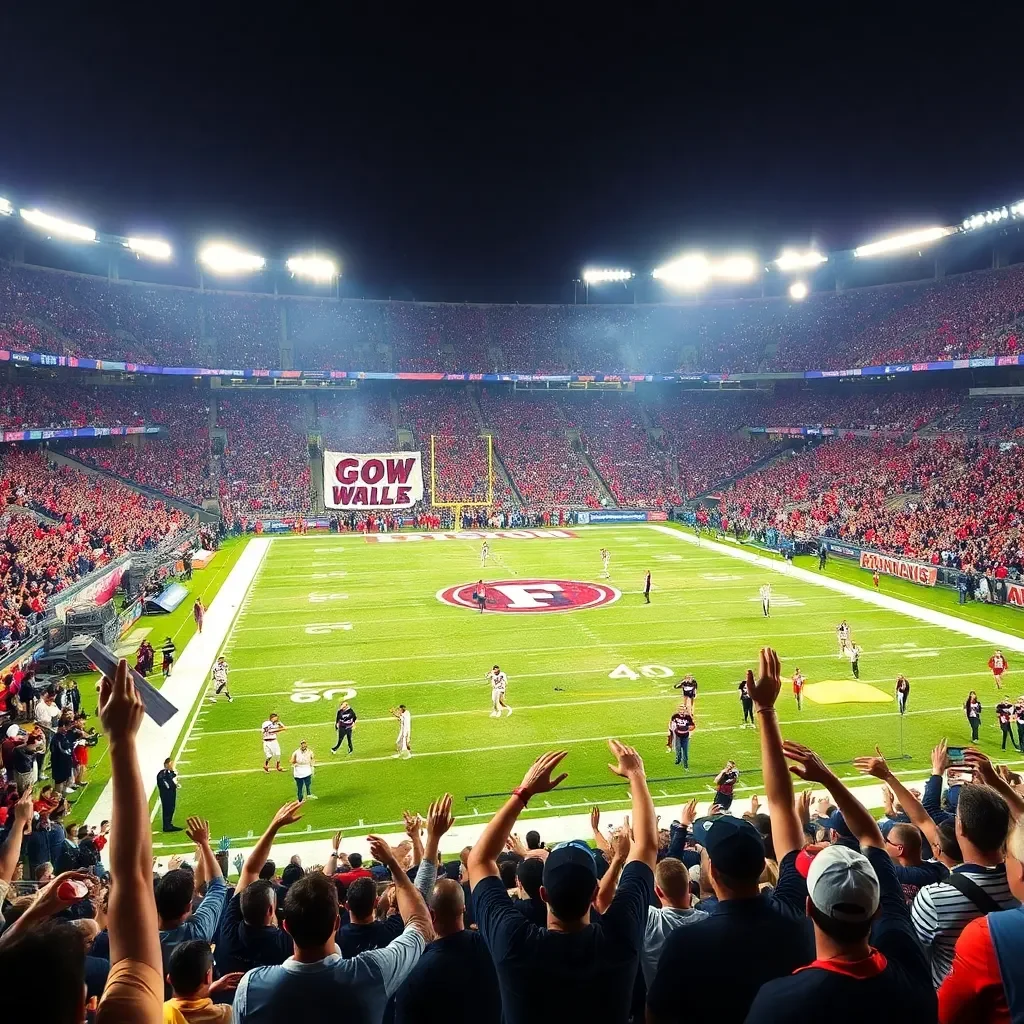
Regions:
[[947, 747, 966, 767], [83, 638, 178, 727]]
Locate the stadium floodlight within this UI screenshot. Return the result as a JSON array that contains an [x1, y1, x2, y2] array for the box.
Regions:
[[0, 197, 11, 217], [582, 268, 634, 284], [198, 242, 265, 275], [125, 237, 172, 260], [789, 280, 809, 301], [775, 249, 827, 272], [715, 255, 758, 281], [20, 208, 96, 242], [286, 254, 339, 281], [853, 226, 951, 258], [653, 253, 711, 289]]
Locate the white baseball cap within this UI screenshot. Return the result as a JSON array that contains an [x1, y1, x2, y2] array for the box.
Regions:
[[806, 844, 880, 923], [5, 724, 21, 739]]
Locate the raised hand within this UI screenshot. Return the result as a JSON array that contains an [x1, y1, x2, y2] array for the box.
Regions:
[[98, 658, 144, 742], [607, 739, 645, 779], [13, 786, 33, 830], [783, 740, 836, 785], [964, 747, 998, 787], [332, 830, 343, 849], [185, 817, 211, 847], [590, 806, 601, 832], [746, 646, 782, 709], [680, 797, 698, 827], [852, 746, 892, 781], [402, 810, 422, 838], [167, 854, 183, 871], [609, 825, 631, 861], [795, 789, 812, 822], [233, 853, 244, 874], [518, 750, 569, 797], [749, 794, 760, 815], [367, 834, 399, 871], [426, 793, 454, 839], [271, 800, 304, 831]]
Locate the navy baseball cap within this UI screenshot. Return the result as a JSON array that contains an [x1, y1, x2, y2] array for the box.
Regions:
[[692, 815, 765, 879], [542, 841, 598, 905]]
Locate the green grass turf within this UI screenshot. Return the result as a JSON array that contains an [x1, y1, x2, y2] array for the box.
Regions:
[[156, 526, 1024, 851], [55, 537, 248, 824]]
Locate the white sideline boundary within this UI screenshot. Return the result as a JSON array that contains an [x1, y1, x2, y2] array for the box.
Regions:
[[86, 539, 271, 827], [154, 522, 1024, 865]]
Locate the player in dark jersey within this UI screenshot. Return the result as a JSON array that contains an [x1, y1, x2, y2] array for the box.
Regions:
[[332, 700, 358, 753], [666, 706, 695, 768], [644, 569, 652, 604], [1015, 696, 1024, 752], [895, 675, 910, 715], [964, 690, 982, 742], [712, 761, 739, 810], [996, 700, 1019, 750], [673, 674, 698, 713], [738, 677, 755, 727]]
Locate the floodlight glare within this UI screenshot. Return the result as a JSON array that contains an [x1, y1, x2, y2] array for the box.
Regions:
[[199, 242, 265, 275], [20, 208, 96, 242], [789, 280, 809, 301], [775, 249, 827, 272], [715, 255, 757, 282], [853, 226, 950, 258], [582, 268, 634, 284], [653, 254, 711, 289], [0, 197, 11, 217], [125, 237, 172, 260], [286, 254, 339, 281]]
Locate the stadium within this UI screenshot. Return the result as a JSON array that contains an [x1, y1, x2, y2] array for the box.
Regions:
[[6, 106, 1024, 1023]]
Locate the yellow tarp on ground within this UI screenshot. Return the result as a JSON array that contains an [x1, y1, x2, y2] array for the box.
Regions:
[[803, 680, 893, 705]]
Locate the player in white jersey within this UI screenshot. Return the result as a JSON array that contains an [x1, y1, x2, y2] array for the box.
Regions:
[[210, 656, 232, 702], [261, 713, 286, 772], [487, 664, 512, 717], [836, 620, 851, 657], [480, 541, 490, 565], [759, 583, 772, 617], [391, 704, 412, 758], [600, 548, 611, 578]]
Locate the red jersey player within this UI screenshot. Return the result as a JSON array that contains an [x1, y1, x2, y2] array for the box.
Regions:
[[872, 570, 880, 589], [989, 650, 1009, 690], [792, 668, 805, 711]]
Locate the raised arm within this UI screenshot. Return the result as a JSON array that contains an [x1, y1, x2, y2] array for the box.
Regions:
[[403, 810, 425, 868], [0, 788, 33, 885], [788, 741, 883, 849], [608, 739, 657, 868], [187, 817, 222, 883], [468, 751, 568, 888], [367, 835, 433, 943], [590, 806, 612, 853], [324, 830, 342, 877], [237, 801, 304, 892], [96, 657, 162, 1021], [965, 747, 1024, 821], [748, 647, 804, 860], [595, 825, 631, 913], [854, 745, 943, 857]]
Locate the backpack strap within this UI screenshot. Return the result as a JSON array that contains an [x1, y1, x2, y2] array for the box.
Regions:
[[945, 872, 1005, 915]]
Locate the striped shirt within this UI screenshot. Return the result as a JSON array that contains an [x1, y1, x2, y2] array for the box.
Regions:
[[910, 863, 1020, 987]]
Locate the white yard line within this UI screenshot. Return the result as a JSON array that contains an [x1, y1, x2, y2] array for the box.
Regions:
[[85, 539, 272, 827]]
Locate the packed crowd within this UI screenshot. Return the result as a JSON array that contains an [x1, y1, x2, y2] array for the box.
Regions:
[[2, 649, 1023, 1022], [479, 389, 605, 510], [0, 449, 192, 650], [0, 381, 157, 432], [723, 433, 1024, 575], [217, 395, 313, 524], [66, 396, 214, 506], [5, 258, 1024, 375]]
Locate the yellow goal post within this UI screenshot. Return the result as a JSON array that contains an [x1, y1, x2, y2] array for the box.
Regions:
[[429, 434, 495, 528]]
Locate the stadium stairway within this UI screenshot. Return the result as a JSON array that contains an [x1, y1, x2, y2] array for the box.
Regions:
[[572, 430, 617, 506]]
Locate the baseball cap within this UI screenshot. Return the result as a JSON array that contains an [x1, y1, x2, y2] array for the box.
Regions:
[[542, 841, 597, 907], [5, 724, 21, 739], [806, 844, 880, 923], [692, 815, 765, 879]]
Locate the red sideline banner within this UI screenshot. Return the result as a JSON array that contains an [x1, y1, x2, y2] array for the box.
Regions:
[[859, 550, 937, 586], [324, 451, 424, 510], [1007, 582, 1024, 608]]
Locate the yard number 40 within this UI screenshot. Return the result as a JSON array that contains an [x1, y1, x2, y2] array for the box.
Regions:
[[609, 664, 674, 680]]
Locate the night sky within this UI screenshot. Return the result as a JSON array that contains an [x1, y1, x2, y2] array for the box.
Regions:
[[1, 10, 1021, 301]]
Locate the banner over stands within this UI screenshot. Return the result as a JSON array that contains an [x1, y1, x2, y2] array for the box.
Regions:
[[323, 451, 424, 510]]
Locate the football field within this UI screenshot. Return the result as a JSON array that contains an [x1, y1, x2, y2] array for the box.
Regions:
[[158, 525, 1022, 848]]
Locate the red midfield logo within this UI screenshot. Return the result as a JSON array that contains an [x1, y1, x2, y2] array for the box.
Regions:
[[436, 579, 620, 613]]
